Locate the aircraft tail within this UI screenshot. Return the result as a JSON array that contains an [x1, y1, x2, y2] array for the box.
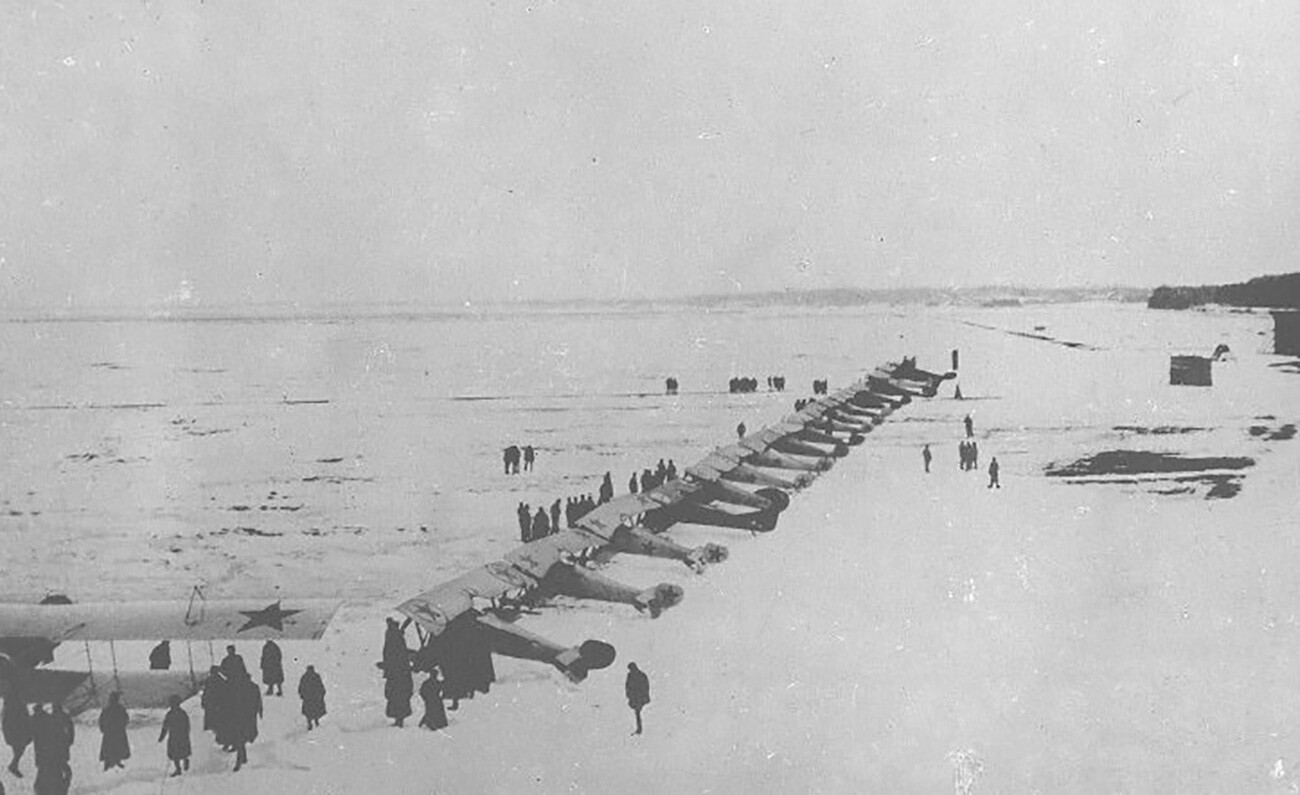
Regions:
[[634, 584, 685, 619]]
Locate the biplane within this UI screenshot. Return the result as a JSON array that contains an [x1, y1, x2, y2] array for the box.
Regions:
[[395, 359, 953, 683], [0, 591, 339, 714]]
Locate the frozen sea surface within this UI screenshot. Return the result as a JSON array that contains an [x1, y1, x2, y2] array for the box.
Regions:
[[1, 302, 1298, 793]]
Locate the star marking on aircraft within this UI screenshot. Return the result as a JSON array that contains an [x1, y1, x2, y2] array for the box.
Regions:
[[237, 601, 302, 633]]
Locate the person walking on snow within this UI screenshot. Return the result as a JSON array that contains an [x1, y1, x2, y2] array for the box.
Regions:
[[922, 444, 932, 473], [158, 695, 191, 777], [625, 663, 650, 736], [988, 457, 1001, 489]]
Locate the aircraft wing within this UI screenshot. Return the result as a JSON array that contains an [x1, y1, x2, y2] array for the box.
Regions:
[[0, 599, 340, 642], [396, 559, 540, 636], [576, 480, 704, 536], [2, 668, 202, 715]]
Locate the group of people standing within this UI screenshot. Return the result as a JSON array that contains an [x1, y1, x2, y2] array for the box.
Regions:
[[3, 699, 74, 794], [924, 413, 1001, 488], [380, 618, 462, 733], [629, 459, 677, 494], [502, 445, 536, 475]]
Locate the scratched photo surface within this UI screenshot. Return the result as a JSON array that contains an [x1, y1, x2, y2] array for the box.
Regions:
[[3, 2, 1299, 794]]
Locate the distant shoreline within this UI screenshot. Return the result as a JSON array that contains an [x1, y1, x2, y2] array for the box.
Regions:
[[0, 285, 1153, 324]]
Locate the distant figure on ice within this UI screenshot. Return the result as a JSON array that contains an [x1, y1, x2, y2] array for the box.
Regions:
[[922, 444, 932, 473], [261, 640, 284, 696], [970, 441, 979, 471], [503, 445, 520, 475], [221, 644, 248, 681], [418, 671, 449, 731], [988, 457, 1000, 489], [599, 472, 614, 504], [964, 414, 974, 438], [628, 473, 638, 494], [97, 691, 130, 771], [517, 502, 531, 542], [625, 663, 650, 735], [149, 640, 171, 670], [532, 507, 550, 540], [298, 665, 327, 730], [550, 500, 561, 535], [158, 695, 191, 777], [523, 445, 536, 472], [201, 666, 227, 746], [3, 697, 31, 778], [736, 422, 746, 440]]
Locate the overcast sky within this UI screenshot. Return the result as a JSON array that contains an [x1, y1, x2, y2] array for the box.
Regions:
[[2, 0, 1297, 309]]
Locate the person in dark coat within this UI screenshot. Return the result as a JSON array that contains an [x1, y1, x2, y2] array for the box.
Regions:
[[385, 660, 414, 727], [988, 457, 1001, 489], [201, 666, 227, 743], [922, 444, 932, 473], [261, 640, 284, 696], [382, 617, 412, 678], [517, 502, 532, 542], [97, 691, 130, 770], [531, 508, 549, 540], [964, 414, 974, 438], [149, 640, 171, 670], [221, 645, 248, 682], [3, 697, 32, 777], [417, 671, 449, 731], [229, 672, 262, 772], [549, 500, 561, 535], [625, 663, 650, 735], [523, 445, 535, 471], [157, 695, 191, 777], [628, 473, 638, 494], [298, 665, 327, 730]]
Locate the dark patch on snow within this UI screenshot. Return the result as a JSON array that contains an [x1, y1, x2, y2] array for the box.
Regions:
[[1046, 451, 1254, 478], [1113, 425, 1206, 435]]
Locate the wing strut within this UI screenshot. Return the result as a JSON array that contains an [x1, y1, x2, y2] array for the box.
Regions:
[[184, 585, 206, 627], [83, 639, 101, 709]]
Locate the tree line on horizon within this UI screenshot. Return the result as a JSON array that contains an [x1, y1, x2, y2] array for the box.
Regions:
[[1147, 272, 1300, 311]]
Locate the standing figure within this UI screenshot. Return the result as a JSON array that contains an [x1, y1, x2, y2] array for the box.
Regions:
[[964, 414, 974, 438], [98, 691, 130, 771], [523, 445, 535, 472], [531, 507, 550, 540], [418, 671, 449, 731], [385, 660, 414, 728], [988, 457, 1001, 489], [229, 671, 262, 772], [381, 617, 412, 677], [970, 441, 979, 471], [922, 444, 932, 474], [220, 645, 247, 682], [550, 500, 561, 535], [517, 502, 531, 542], [3, 697, 31, 778], [624, 662, 651, 736], [629, 473, 638, 494], [201, 667, 227, 745], [298, 665, 327, 730], [599, 472, 613, 504], [261, 640, 284, 696], [158, 695, 191, 777]]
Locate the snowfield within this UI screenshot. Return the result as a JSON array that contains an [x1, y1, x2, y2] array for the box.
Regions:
[[2, 302, 1298, 793]]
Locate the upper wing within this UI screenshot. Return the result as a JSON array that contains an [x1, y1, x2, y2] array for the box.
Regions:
[[0, 599, 340, 642]]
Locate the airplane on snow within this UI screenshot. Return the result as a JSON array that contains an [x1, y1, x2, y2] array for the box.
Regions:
[[395, 358, 954, 682]]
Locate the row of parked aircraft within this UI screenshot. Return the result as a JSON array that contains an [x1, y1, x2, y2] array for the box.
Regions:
[[0, 358, 951, 714], [394, 358, 955, 682]]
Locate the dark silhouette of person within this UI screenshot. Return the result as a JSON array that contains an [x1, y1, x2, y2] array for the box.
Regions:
[[385, 659, 414, 728], [98, 691, 130, 770], [49, 701, 73, 789], [228, 670, 262, 772], [629, 473, 638, 494], [640, 469, 653, 493], [988, 457, 1001, 489], [418, 672, 449, 731], [599, 472, 614, 504], [625, 663, 650, 735], [261, 640, 284, 696], [381, 617, 412, 678], [201, 666, 227, 746], [31, 704, 65, 795], [503, 445, 520, 475], [517, 502, 532, 542], [523, 445, 535, 472], [666, 460, 677, 481], [532, 507, 550, 539], [298, 665, 327, 730], [158, 695, 191, 777], [149, 640, 171, 670], [736, 422, 746, 439], [550, 500, 561, 535], [3, 697, 32, 778], [970, 441, 979, 471], [964, 414, 974, 438], [922, 444, 932, 473], [221, 644, 248, 682]]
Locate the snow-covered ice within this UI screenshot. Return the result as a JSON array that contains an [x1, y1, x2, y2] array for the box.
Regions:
[[2, 302, 1298, 793]]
